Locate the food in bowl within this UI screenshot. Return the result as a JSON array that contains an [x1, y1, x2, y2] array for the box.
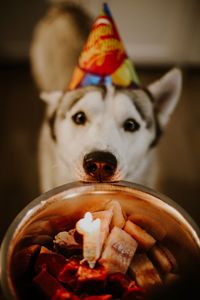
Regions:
[[1, 182, 199, 300], [13, 200, 180, 299]]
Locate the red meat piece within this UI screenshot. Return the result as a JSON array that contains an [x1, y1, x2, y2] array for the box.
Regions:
[[35, 246, 66, 277], [123, 281, 145, 300], [106, 273, 130, 297], [53, 289, 80, 300], [13, 244, 41, 278], [83, 295, 112, 300], [58, 258, 79, 288], [33, 268, 79, 300], [76, 261, 108, 294]]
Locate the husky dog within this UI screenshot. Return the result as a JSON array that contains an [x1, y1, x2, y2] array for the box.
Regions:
[[30, 2, 182, 192]]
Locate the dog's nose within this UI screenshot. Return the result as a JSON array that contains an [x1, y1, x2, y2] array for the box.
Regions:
[[83, 151, 117, 181]]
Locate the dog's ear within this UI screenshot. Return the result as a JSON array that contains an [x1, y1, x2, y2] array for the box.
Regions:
[[148, 68, 182, 129], [40, 91, 63, 105], [40, 91, 63, 116]]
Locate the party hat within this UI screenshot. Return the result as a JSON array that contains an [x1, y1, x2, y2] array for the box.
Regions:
[[68, 3, 140, 90]]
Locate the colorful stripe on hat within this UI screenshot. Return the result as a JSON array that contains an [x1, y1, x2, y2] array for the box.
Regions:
[[68, 3, 140, 90]]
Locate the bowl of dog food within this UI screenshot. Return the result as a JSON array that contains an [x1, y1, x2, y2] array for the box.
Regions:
[[0, 181, 200, 300]]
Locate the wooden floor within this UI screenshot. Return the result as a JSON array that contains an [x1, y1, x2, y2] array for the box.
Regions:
[[0, 64, 200, 241]]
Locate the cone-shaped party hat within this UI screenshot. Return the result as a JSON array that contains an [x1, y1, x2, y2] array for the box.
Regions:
[[68, 3, 139, 90]]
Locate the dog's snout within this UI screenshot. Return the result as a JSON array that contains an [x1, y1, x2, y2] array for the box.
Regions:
[[83, 151, 117, 181]]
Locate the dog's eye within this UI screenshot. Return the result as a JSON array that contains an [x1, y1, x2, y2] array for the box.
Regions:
[[72, 111, 87, 125], [123, 118, 140, 132]]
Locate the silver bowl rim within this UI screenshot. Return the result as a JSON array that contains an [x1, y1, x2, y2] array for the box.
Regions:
[[0, 180, 200, 299]]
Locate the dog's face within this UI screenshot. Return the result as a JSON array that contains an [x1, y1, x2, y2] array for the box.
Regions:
[[41, 68, 182, 184]]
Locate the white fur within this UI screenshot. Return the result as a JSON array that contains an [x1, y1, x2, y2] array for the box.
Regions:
[[38, 69, 182, 192], [30, 4, 182, 192]]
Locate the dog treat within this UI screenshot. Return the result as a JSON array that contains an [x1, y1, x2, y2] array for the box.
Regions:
[[124, 220, 156, 250], [149, 244, 177, 274], [105, 200, 126, 228], [54, 230, 81, 249], [128, 214, 166, 241], [101, 226, 138, 274], [129, 254, 162, 290], [13, 200, 181, 300]]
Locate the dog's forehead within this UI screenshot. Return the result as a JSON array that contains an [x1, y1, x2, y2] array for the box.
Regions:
[[59, 85, 154, 117], [113, 87, 152, 104], [113, 87, 154, 122], [64, 86, 105, 102], [59, 86, 106, 111]]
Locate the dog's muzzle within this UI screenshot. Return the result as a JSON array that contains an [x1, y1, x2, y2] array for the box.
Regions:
[[83, 151, 117, 182]]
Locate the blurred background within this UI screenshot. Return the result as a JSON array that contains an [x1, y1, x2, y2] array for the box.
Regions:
[[0, 0, 200, 242]]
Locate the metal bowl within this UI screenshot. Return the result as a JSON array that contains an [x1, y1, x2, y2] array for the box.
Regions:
[[0, 181, 200, 300]]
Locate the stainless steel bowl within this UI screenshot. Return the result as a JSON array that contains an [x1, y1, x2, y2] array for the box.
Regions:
[[1, 181, 200, 300]]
